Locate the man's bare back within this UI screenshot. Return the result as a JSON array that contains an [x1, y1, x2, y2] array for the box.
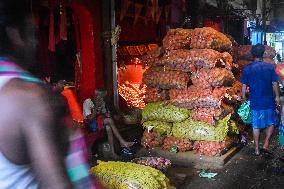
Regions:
[[0, 0, 73, 188], [0, 78, 72, 188]]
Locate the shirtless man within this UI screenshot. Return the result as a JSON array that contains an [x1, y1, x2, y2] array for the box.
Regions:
[[0, 0, 73, 188]]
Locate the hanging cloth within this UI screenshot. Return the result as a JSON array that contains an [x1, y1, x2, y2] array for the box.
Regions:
[[61, 87, 84, 124], [60, 1, 68, 41], [72, 14, 82, 51], [48, 0, 56, 52], [72, 14, 82, 94]]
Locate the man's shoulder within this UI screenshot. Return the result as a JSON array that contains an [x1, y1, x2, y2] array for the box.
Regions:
[[0, 78, 53, 120], [243, 63, 253, 72], [83, 97, 92, 103], [83, 97, 94, 107], [264, 62, 276, 69], [1, 78, 49, 101], [245, 61, 275, 70], [257, 62, 276, 72]]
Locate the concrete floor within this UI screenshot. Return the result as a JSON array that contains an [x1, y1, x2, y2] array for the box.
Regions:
[[92, 124, 283, 189], [167, 132, 284, 189]]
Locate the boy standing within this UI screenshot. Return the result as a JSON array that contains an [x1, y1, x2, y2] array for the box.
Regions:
[[241, 44, 280, 155]]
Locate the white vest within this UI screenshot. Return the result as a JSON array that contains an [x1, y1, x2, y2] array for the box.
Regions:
[[0, 76, 39, 189]]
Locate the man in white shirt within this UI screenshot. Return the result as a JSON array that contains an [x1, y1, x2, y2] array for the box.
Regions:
[[83, 89, 133, 159]]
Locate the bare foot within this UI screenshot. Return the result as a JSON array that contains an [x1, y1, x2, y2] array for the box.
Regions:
[[255, 148, 260, 156], [263, 144, 269, 150], [121, 141, 135, 148]]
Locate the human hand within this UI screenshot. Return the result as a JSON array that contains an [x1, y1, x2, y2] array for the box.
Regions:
[[86, 113, 96, 123], [73, 120, 84, 128], [91, 113, 96, 119]]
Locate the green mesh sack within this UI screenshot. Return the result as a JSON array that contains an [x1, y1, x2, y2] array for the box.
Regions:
[[237, 100, 252, 124], [172, 115, 231, 141], [143, 121, 173, 135], [142, 102, 190, 123], [91, 161, 172, 189]]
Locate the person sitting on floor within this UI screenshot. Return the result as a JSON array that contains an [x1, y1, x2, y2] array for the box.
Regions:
[[83, 89, 134, 159]]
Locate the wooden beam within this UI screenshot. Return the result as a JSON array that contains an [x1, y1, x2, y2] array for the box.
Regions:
[[101, 0, 116, 111]]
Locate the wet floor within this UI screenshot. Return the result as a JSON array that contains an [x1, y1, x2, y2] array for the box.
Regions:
[[166, 133, 284, 189], [92, 126, 284, 189]]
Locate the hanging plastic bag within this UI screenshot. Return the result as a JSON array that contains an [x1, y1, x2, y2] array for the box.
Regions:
[[237, 100, 252, 124], [279, 109, 284, 147]]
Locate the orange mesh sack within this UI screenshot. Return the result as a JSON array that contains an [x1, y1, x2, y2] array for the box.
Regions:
[[191, 68, 235, 88], [162, 28, 193, 51], [163, 136, 193, 152], [190, 27, 232, 52], [143, 67, 190, 89], [169, 86, 228, 109], [145, 87, 169, 103]]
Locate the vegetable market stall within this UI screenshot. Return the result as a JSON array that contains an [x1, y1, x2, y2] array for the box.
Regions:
[[116, 44, 158, 125], [136, 27, 243, 169]]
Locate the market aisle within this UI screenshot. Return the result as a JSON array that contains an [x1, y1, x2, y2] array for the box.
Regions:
[[179, 132, 284, 189]]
